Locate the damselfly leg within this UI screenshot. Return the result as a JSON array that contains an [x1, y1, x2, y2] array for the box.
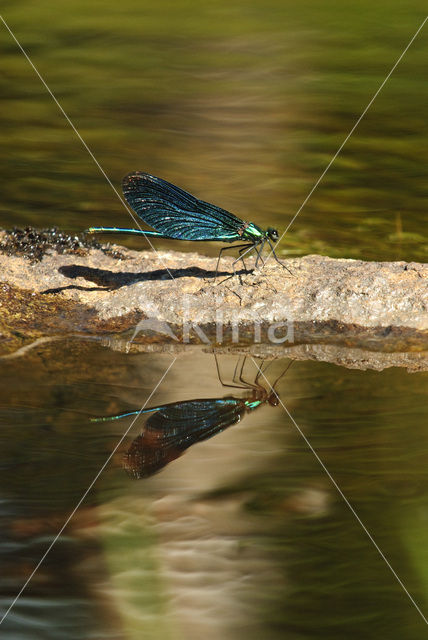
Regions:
[[214, 243, 252, 282], [266, 238, 293, 276]]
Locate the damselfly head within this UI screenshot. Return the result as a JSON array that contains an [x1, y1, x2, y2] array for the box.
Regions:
[[267, 390, 280, 407], [267, 227, 279, 241]]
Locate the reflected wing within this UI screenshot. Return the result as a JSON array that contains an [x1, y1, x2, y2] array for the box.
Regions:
[[123, 172, 244, 241], [146, 398, 242, 441], [123, 399, 243, 479]]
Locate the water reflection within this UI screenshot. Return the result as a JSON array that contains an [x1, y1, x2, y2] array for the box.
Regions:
[[0, 343, 427, 638], [93, 356, 290, 479]]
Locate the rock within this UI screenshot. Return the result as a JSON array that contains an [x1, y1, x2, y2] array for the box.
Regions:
[[0, 228, 427, 370]]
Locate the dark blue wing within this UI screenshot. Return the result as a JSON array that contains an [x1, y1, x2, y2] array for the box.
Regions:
[[123, 398, 245, 478], [123, 398, 244, 478], [145, 398, 243, 444], [122, 172, 244, 241]]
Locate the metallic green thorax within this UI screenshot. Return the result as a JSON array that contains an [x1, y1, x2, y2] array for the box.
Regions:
[[244, 398, 264, 411], [240, 222, 265, 241]]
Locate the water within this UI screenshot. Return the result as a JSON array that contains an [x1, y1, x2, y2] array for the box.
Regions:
[[0, 345, 427, 638], [0, 1, 427, 638], [1, 2, 427, 261]]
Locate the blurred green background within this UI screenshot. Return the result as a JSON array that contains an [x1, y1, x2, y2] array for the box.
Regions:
[[1, 0, 427, 261]]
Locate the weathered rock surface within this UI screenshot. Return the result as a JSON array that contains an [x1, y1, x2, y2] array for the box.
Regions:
[[0, 229, 427, 370]]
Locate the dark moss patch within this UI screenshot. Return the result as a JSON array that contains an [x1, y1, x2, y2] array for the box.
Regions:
[[0, 227, 126, 263]]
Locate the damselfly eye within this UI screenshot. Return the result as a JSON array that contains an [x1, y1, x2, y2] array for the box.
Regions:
[[267, 227, 279, 241]]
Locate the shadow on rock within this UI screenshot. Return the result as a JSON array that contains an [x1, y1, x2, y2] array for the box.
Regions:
[[42, 263, 241, 294]]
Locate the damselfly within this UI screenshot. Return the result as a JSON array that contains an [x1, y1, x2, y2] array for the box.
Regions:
[[87, 172, 291, 278], [91, 357, 292, 478]]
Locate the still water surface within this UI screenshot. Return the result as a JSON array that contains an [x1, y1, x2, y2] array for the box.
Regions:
[[0, 1, 427, 638], [0, 345, 427, 639]]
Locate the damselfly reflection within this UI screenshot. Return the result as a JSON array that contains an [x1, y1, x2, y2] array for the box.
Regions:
[[92, 357, 292, 479]]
